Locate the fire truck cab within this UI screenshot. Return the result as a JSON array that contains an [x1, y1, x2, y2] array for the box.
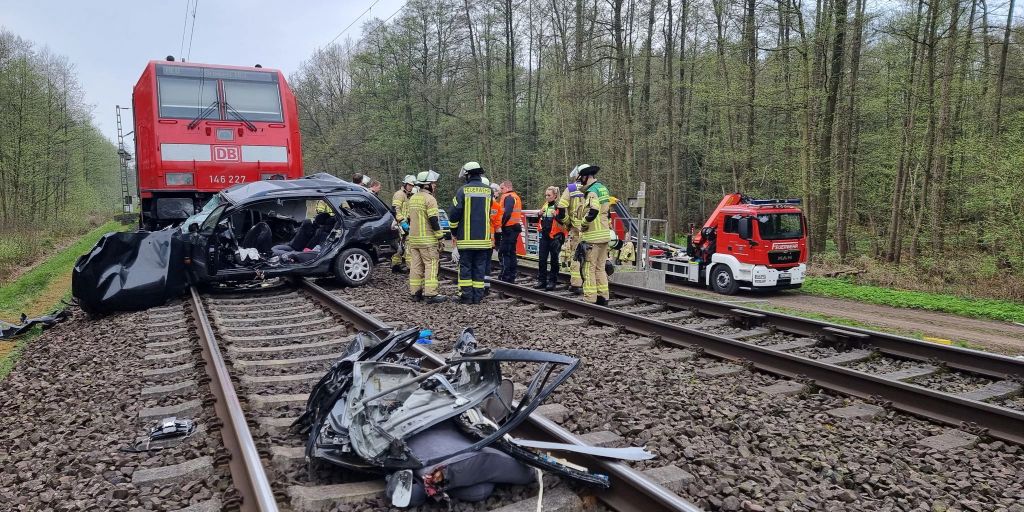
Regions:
[[649, 194, 808, 294]]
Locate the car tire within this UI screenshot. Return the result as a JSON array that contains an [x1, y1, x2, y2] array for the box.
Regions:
[[711, 265, 739, 295], [334, 248, 373, 287]]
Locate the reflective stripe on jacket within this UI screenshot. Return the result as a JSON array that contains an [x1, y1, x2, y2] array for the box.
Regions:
[[392, 189, 410, 222], [407, 191, 443, 247], [500, 191, 523, 227], [537, 201, 566, 239], [558, 187, 585, 232], [579, 182, 611, 243], [448, 178, 493, 249]]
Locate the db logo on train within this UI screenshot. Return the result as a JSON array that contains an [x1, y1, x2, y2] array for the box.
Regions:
[[212, 145, 241, 162]]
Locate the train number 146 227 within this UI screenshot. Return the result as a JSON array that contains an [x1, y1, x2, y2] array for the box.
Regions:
[[210, 175, 246, 185]]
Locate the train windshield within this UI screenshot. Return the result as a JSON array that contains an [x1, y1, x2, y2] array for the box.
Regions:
[[756, 213, 803, 240], [158, 76, 218, 119], [222, 80, 283, 122], [155, 65, 283, 122]]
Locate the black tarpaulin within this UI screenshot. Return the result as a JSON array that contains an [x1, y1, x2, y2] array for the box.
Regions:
[[71, 230, 187, 315]]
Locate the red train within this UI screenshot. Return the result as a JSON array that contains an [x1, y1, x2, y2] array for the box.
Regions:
[[132, 58, 304, 230]]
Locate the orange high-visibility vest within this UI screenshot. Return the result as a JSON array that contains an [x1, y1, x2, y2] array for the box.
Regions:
[[500, 191, 523, 227], [536, 202, 566, 238], [490, 197, 503, 234]]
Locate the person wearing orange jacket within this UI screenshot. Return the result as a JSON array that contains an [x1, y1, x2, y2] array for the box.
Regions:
[[486, 182, 502, 291], [535, 186, 566, 290], [497, 180, 522, 282]]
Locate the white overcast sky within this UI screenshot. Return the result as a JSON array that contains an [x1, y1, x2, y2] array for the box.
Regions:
[[1, 0, 404, 144]]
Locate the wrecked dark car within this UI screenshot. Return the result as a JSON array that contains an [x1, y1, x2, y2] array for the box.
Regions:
[[294, 327, 653, 507], [72, 176, 400, 314]]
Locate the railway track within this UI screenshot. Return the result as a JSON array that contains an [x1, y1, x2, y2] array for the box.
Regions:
[[144, 279, 704, 511], [438, 262, 1024, 445]]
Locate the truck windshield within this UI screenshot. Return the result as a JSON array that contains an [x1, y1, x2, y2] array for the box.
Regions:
[[756, 213, 803, 240], [222, 80, 283, 122]]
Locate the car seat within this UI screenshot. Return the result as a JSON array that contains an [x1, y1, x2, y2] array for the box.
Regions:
[[241, 222, 273, 255], [272, 219, 316, 256]]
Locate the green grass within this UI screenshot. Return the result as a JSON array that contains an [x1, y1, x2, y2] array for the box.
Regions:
[[0, 220, 129, 380], [0, 220, 125, 321], [801, 276, 1024, 324]]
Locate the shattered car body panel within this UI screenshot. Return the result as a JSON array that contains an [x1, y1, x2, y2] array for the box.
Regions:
[[72, 230, 188, 315], [294, 328, 617, 507], [72, 177, 400, 314]]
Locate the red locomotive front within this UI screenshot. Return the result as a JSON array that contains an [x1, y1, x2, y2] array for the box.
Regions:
[[132, 59, 303, 230]]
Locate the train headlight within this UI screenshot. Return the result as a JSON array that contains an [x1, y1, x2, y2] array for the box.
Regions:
[[166, 172, 194, 186], [260, 173, 286, 181]]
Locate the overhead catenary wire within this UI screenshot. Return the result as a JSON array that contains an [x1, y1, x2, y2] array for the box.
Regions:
[[322, 0, 385, 50], [186, 0, 199, 61], [178, 0, 192, 59]]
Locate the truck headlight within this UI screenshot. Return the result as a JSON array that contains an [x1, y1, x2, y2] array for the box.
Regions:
[[166, 172, 194, 186]]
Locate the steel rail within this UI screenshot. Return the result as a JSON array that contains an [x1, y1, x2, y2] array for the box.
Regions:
[[188, 286, 279, 512], [438, 269, 1024, 445], [298, 277, 703, 512], [502, 262, 1024, 380]]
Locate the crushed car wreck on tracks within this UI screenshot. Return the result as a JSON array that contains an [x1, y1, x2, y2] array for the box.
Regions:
[[293, 327, 653, 507], [72, 175, 400, 314]]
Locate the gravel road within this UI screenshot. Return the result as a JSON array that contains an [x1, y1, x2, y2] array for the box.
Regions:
[[665, 285, 1024, 356]]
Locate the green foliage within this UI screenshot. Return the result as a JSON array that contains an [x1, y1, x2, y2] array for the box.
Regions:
[[801, 277, 1024, 324], [0, 220, 125, 321], [0, 29, 121, 230]]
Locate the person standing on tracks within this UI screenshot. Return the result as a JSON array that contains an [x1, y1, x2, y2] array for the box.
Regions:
[[535, 186, 566, 291], [497, 180, 523, 283], [448, 162, 493, 304], [406, 170, 447, 303], [485, 181, 502, 293], [390, 175, 417, 273], [557, 166, 587, 294], [575, 164, 612, 306]]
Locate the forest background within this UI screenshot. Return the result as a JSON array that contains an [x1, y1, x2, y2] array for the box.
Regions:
[[1, 0, 1022, 300], [290, 0, 1024, 300], [0, 29, 121, 280]]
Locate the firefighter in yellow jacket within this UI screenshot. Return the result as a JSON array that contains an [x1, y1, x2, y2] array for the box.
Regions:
[[406, 170, 447, 303], [390, 175, 417, 273], [575, 164, 612, 305], [557, 165, 587, 294]]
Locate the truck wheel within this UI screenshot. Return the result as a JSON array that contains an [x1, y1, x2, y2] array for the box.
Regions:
[[711, 265, 739, 295], [334, 248, 373, 287]]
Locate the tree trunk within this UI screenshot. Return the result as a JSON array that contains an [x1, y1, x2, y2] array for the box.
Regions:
[[810, 0, 848, 255], [836, 0, 866, 260], [928, 0, 961, 256], [991, 0, 1014, 134]]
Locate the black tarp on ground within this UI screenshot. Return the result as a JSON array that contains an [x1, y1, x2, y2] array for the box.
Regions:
[[72, 230, 187, 315]]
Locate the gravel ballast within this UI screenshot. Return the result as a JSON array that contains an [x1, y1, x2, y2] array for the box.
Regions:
[[0, 306, 232, 511], [327, 269, 1024, 511]]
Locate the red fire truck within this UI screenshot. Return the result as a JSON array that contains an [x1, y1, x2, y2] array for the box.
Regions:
[[132, 58, 303, 230], [647, 193, 808, 294]]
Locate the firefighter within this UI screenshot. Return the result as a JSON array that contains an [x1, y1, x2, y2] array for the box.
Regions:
[[406, 170, 447, 303], [575, 164, 612, 305], [535, 186, 565, 290], [557, 166, 586, 294], [448, 162, 492, 304], [391, 175, 417, 273], [497, 180, 523, 283]]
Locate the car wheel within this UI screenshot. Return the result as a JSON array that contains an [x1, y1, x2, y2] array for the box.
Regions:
[[334, 248, 373, 287], [711, 265, 739, 295]]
